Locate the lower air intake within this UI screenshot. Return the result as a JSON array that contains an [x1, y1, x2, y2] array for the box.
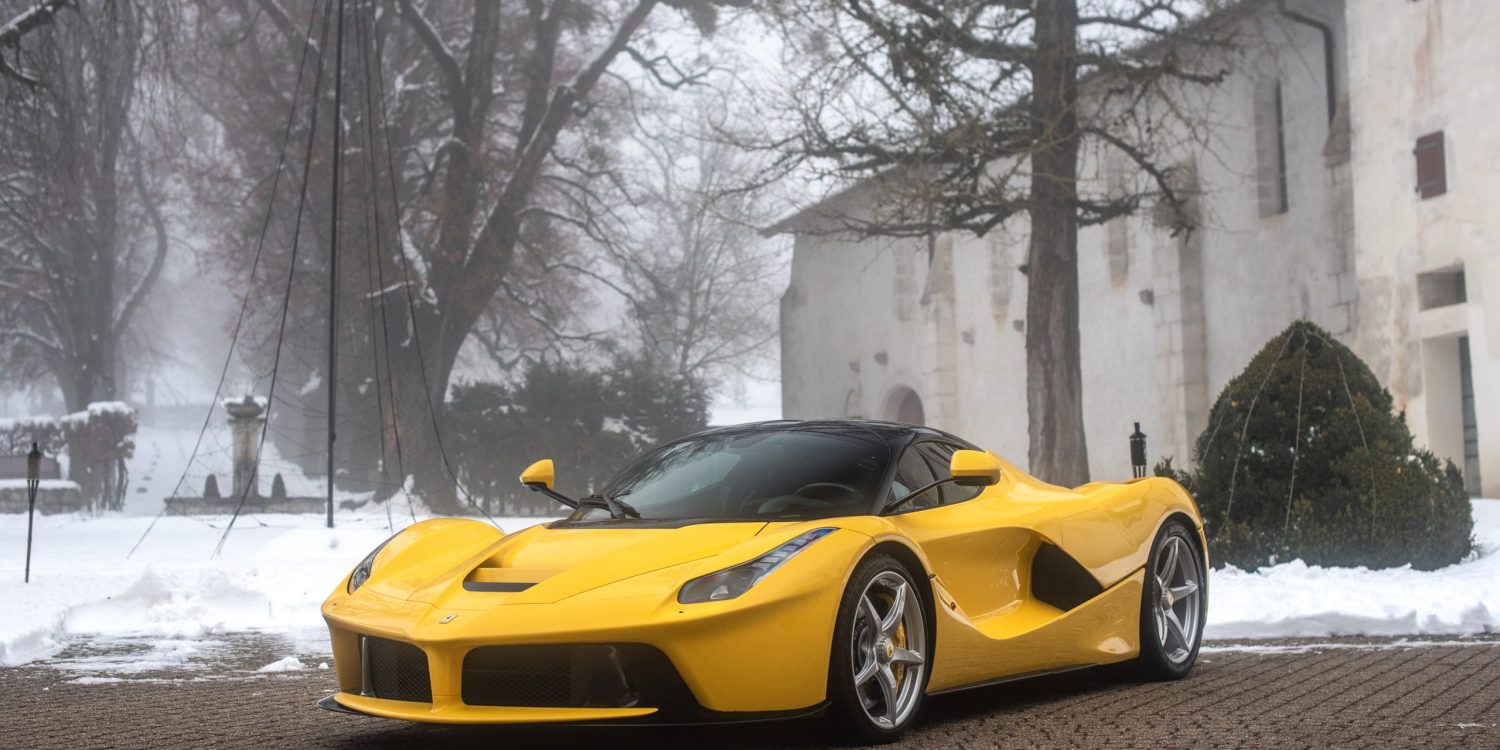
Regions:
[[462, 644, 690, 709], [361, 636, 431, 703]]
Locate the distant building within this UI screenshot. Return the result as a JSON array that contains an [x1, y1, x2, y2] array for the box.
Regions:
[[771, 0, 1496, 496]]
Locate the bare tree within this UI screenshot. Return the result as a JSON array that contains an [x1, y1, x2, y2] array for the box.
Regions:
[[0, 0, 176, 411], [0, 0, 67, 84], [183, 0, 743, 511], [764, 0, 1236, 484], [597, 109, 783, 386]]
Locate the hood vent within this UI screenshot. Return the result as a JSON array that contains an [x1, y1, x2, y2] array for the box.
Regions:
[[463, 580, 536, 592], [461, 565, 559, 594]]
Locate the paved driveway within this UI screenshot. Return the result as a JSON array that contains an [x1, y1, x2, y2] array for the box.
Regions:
[[3, 635, 1498, 749]]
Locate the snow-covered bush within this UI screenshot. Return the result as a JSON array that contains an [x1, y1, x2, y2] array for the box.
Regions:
[[0, 415, 64, 457], [59, 402, 137, 512], [1179, 321, 1472, 571]]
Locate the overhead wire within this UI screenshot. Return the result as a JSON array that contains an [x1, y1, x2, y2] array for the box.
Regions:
[[214, 0, 339, 558], [366, 10, 498, 527], [127, 0, 326, 558], [1279, 328, 1308, 552], [323, 0, 348, 530], [143, 0, 504, 545], [354, 3, 394, 534], [1218, 326, 1295, 535], [356, 1, 413, 525]]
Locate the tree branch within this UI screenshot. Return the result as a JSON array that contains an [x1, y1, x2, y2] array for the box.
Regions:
[[113, 144, 170, 340], [395, 0, 464, 106], [0, 0, 68, 85]]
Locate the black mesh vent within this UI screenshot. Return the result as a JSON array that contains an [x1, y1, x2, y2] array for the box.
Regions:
[[462, 644, 621, 708], [362, 637, 432, 703]]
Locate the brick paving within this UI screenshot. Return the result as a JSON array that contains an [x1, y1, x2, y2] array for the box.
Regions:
[[1, 636, 1497, 749]]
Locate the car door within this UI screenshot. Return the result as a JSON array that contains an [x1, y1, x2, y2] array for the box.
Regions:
[[887, 441, 1058, 620]]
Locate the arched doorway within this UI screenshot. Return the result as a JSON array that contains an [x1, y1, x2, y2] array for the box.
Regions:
[[885, 386, 925, 426]]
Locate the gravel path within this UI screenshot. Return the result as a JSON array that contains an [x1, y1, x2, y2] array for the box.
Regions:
[[2, 635, 1498, 749]]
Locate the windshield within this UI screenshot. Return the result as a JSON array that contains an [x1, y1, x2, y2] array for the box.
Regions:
[[585, 429, 892, 521]]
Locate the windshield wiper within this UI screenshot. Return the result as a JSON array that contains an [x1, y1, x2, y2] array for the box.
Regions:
[[580, 490, 641, 520]]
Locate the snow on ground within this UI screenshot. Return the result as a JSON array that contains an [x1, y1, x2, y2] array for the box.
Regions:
[[256, 656, 305, 673], [0, 509, 556, 667], [1201, 638, 1492, 655], [124, 423, 328, 514], [1205, 498, 1500, 640]]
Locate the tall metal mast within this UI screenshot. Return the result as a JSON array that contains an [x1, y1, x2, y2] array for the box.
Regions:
[[326, 0, 346, 529]]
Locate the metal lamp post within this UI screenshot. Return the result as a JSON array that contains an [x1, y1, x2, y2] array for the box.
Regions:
[[25, 441, 40, 583]]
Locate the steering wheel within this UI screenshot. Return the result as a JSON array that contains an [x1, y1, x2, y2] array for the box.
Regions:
[[758, 495, 832, 514], [794, 482, 861, 503]]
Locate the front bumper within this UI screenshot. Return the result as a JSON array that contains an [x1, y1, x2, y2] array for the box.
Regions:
[[318, 527, 866, 723]]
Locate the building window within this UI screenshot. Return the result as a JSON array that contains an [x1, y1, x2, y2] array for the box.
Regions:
[[1105, 154, 1130, 284], [1414, 131, 1447, 199], [1254, 78, 1289, 217], [987, 232, 1012, 311], [1417, 267, 1466, 310], [894, 245, 916, 322]]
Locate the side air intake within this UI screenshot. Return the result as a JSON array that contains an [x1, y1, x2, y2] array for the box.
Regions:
[[1031, 543, 1104, 611]]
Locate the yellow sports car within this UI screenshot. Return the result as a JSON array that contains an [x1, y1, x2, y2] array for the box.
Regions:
[[318, 420, 1207, 742]]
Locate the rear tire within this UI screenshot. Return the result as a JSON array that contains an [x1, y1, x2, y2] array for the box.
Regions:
[[1116, 519, 1207, 681], [825, 554, 930, 744]]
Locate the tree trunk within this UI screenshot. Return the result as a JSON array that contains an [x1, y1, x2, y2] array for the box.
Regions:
[[1024, 0, 1090, 486], [382, 299, 465, 514]]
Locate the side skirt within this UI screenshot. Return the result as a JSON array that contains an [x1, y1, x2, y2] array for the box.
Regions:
[[925, 664, 1095, 697]]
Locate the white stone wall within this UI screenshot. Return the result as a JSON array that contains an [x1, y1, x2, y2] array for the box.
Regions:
[[779, 2, 1355, 483], [783, 0, 1500, 495], [1346, 0, 1499, 496]]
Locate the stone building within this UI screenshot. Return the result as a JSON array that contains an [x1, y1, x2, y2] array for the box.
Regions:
[[771, 0, 1496, 496]]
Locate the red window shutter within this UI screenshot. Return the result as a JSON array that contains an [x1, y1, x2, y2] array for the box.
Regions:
[[1414, 131, 1447, 199]]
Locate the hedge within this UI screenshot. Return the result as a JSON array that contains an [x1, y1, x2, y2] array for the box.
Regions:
[[1171, 321, 1472, 570]]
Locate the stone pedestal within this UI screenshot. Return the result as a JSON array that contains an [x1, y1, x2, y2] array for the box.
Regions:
[[225, 395, 265, 500]]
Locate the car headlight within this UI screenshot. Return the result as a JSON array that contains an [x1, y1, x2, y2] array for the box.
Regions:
[[347, 534, 397, 593], [678, 528, 835, 604]]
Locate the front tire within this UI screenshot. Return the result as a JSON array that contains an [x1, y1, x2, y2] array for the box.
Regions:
[[826, 554, 930, 744], [1124, 519, 1207, 680]]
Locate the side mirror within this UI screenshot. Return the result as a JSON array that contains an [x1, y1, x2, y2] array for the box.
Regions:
[[950, 450, 1001, 487], [519, 459, 555, 490]]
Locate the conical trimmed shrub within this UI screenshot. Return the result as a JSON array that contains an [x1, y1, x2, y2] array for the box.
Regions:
[[1188, 321, 1472, 570]]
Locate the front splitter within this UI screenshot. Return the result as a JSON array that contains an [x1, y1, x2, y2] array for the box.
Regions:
[[315, 694, 829, 727]]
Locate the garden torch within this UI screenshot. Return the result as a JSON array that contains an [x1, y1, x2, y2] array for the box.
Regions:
[[1130, 423, 1147, 479], [25, 441, 40, 583]]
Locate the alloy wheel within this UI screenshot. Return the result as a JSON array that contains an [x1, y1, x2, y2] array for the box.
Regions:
[[850, 570, 927, 729], [1152, 535, 1203, 664]]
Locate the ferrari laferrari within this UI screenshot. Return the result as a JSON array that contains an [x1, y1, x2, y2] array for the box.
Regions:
[[318, 419, 1207, 742]]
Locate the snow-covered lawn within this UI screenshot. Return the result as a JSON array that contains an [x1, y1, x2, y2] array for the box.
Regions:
[[0, 509, 557, 667], [1, 500, 1496, 669], [1209, 498, 1500, 638]]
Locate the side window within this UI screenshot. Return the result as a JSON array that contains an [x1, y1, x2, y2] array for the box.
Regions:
[[890, 446, 939, 511], [918, 443, 983, 506]]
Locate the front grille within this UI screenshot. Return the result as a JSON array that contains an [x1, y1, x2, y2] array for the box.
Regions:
[[361, 636, 431, 702], [462, 644, 625, 707], [462, 644, 692, 709]]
